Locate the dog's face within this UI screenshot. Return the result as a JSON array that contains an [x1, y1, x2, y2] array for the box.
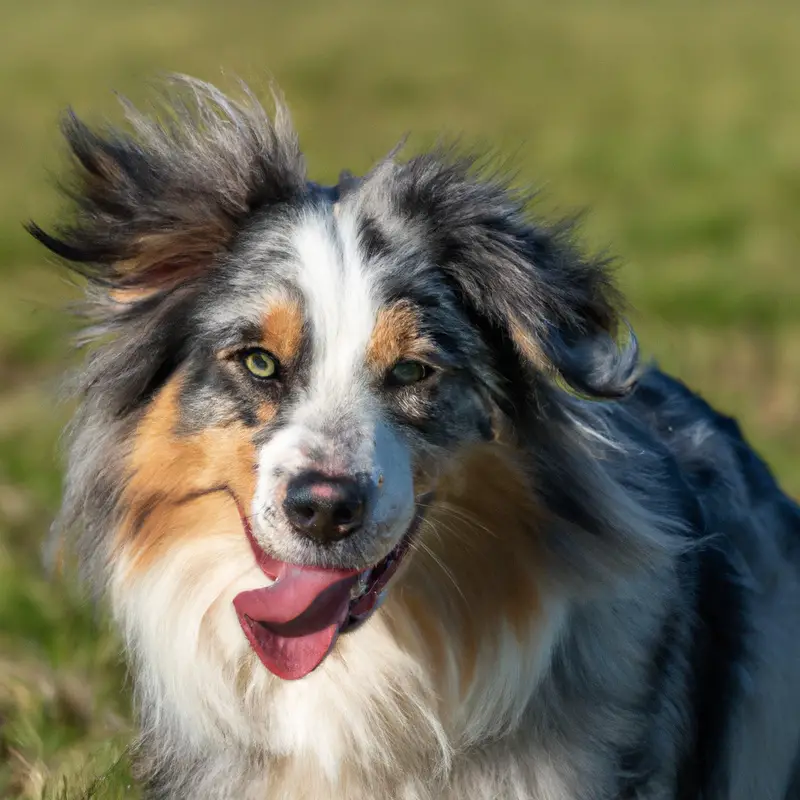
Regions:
[[31, 78, 639, 751], [214, 201, 494, 565], [123, 198, 499, 680]]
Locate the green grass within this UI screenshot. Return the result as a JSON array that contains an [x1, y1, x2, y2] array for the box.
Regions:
[[1, 2, 799, 796]]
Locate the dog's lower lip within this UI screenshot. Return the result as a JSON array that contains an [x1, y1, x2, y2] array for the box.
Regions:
[[339, 514, 421, 633]]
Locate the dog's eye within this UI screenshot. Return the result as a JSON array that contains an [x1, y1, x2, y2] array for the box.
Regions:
[[243, 349, 278, 379], [387, 360, 431, 387]]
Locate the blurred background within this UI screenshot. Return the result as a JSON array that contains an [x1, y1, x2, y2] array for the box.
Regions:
[[1, 1, 798, 796]]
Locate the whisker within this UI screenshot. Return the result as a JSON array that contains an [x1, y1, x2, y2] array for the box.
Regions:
[[420, 518, 476, 550], [420, 500, 501, 541], [413, 524, 468, 604]]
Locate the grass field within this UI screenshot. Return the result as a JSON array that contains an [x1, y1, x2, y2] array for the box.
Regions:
[[1, 2, 798, 796]]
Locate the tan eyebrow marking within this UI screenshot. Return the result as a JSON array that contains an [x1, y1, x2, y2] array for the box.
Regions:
[[367, 301, 433, 372], [260, 298, 305, 363]]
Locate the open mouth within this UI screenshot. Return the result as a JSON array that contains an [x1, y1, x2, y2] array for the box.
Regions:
[[233, 500, 429, 681]]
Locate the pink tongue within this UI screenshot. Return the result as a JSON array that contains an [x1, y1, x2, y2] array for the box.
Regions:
[[233, 564, 360, 680]]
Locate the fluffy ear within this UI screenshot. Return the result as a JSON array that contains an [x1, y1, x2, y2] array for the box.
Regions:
[[392, 151, 638, 399], [27, 76, 307, 302]]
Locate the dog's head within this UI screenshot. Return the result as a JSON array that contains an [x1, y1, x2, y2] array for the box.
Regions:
[[31, 78, 641, 747]]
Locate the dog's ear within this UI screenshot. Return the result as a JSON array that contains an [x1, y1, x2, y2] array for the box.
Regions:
[[27, 76, 306, 304], [393, 153, 638, 400]]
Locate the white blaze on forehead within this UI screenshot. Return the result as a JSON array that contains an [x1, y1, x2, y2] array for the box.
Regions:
[[292, 208, 378, 402], [252, 207, 417, 560], [252, 206, 378, 537]]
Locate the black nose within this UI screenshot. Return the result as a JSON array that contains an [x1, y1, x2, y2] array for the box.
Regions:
[[283, 472, 368, 543]]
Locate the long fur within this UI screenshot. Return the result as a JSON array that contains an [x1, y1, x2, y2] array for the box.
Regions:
[[30, 77, 800, 800]]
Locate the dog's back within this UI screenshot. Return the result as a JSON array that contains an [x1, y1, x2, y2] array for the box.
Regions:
[[617, 368, 800, 798]]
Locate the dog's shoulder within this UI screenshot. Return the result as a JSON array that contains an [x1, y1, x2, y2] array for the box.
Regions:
[[623, 365, 800, 560]]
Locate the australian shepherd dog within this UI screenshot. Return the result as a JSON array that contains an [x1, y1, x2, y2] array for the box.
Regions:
[[29, 77, 800, 799]]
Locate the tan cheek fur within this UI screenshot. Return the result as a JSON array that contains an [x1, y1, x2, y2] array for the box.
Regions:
[[389, 443, 548, 699], [118, 376, 263, 574], [118, 299, 305, 576]]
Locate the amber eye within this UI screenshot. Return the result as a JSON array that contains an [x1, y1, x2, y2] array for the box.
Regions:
[[387, 359, 431, 386], [243, 349, 278, 379]]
